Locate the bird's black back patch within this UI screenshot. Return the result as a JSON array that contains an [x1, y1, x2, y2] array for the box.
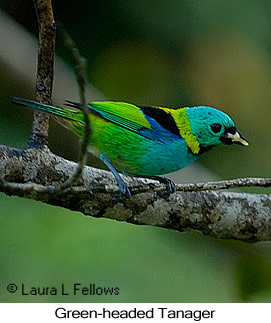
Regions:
[[140, 106, 181, 138]]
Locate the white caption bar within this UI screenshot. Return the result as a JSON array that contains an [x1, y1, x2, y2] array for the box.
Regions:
[[0, 303, 269, 322]]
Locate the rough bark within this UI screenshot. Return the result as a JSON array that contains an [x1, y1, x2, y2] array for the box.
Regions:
[[28, 0, 55, 148], [0, 145, 270, 242]]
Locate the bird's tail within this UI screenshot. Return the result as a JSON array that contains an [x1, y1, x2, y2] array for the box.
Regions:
[[11, 97, 80, 121]]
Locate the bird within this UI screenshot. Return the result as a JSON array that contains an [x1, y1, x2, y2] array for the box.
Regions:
[[11, 97, 248, 198]]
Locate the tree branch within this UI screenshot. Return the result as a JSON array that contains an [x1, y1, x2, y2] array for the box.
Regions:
[[28, 0, 55, 148], [175, 177, 271, 191], [0, 145, 270, 242]]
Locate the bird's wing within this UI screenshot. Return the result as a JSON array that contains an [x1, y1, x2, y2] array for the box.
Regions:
[[65, 101, 182, 142], [90, 102, 151, 133]]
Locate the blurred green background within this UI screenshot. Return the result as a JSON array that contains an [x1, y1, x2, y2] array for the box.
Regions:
[[0, 0, 271, 302]]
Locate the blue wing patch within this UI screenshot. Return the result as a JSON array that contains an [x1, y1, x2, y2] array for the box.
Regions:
[[138, 114, 181, 143]]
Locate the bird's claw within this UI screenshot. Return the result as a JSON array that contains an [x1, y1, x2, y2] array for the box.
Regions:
[[111, 181, 131, 201], [164, 178, 176, 196], [148, 176, 176, 199], [160, 177, 176, 199]]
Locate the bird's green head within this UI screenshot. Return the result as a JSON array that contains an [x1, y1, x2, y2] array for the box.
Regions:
[[184, 106, 248, 154]]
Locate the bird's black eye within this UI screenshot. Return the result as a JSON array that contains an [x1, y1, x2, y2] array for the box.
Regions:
[[210, 123, 222, 133]]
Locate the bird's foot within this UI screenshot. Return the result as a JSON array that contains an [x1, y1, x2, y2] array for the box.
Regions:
[[112, 180, 131, 201], [100, 152, 131, 200], [149, 176, 176, 199]]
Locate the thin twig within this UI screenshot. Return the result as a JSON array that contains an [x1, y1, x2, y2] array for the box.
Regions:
[[175, 177, 271, 191], [28, 0, 55, 148], [51, 27, 91, 192]]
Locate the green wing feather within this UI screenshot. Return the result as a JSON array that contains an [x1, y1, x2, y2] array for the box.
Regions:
[[11, 97, 82, 121], [89, 101, 152, 131]]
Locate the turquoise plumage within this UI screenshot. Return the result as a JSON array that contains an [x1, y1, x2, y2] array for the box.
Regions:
[[11, 97, 248, 198]]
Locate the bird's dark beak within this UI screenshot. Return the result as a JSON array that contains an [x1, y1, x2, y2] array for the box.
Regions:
[[220, 128, 249, 146]]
